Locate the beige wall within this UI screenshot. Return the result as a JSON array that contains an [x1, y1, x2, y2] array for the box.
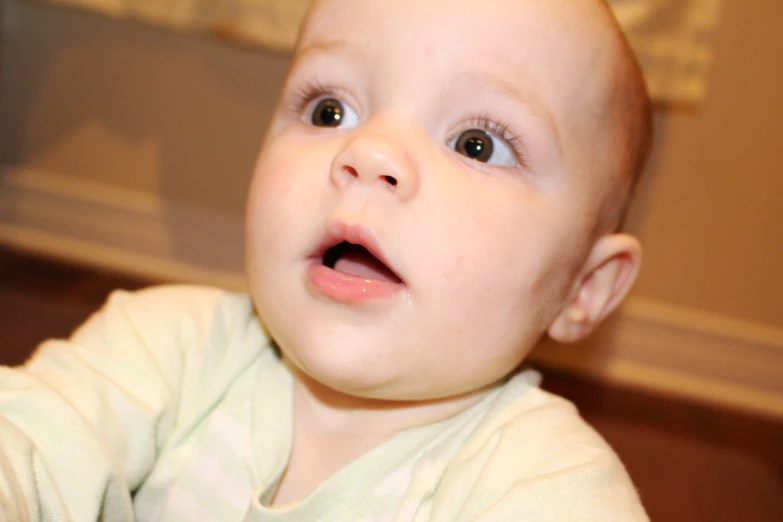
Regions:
[[2, 0, 782, 328], [623, 0, 783, 327]]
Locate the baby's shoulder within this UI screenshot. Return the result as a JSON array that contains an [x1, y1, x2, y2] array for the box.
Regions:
[[75, 284, 255, 336], [99, 284, 250, 319], [465, 373, 619, 474], [434, 373, 646, 519], [65, 284, 267, 367]]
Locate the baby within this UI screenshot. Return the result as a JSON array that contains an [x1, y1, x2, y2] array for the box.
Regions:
[[0, 0, 652, 520]]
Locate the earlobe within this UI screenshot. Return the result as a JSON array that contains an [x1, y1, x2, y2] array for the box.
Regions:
[[547, 234, 641, 344]]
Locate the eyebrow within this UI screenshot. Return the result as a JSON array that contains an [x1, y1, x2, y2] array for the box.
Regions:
[[288, 41, 562, 154], [289, 39, 366, 73], [455, 70, 562, 154]]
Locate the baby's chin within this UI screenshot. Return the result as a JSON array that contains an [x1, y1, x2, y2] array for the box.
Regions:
[[283, 348, 506, 407]]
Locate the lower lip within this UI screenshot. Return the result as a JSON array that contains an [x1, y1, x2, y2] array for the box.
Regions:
[[307, 264, 403, 302]]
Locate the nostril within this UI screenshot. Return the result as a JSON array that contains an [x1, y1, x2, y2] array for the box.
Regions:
[[344, 166, 359, 178], [383, 175, 398, 187]]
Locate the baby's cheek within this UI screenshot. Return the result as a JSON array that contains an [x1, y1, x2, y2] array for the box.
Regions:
[[250, 163, 307, 223], [245, 178, 298, 270], [251, 155, 295, 202]]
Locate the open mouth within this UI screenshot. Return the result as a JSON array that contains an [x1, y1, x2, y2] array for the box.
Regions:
[[322, 241, 403, 284]]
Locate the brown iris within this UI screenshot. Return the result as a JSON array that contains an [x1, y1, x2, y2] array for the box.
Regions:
[[311, 99, 345, 127], [455, 129, 494, 162]]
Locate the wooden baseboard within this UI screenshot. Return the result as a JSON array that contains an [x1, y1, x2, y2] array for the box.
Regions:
[[531, 298, 783, 420], [2, 166, 782, 419]]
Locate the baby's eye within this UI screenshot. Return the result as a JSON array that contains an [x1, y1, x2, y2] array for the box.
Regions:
[[308, 97, 359, 128], [449, 129, 516, 167]]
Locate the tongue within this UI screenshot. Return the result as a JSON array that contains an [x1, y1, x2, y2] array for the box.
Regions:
[[333, 245, 401, 283]]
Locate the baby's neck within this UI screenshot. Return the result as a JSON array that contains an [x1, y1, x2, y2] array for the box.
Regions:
[[270, 367, 491, 506]]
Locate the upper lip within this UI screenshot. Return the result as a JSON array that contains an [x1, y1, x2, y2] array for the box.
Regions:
[[312, 220, 404, 283]]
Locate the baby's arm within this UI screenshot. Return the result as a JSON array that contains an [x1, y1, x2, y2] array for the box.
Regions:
[[0, 286, 263, 521]]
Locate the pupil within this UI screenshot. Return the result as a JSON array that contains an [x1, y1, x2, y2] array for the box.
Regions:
[[465, 137, 484, 157], [458, 130, 493, 162], [313, 99, 343, 127]]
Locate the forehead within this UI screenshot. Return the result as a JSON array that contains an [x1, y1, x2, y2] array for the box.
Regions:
[[299, 0, 616, 116]]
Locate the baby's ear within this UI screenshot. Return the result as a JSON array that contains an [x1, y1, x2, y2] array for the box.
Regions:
[[547, 234, 641, 344]]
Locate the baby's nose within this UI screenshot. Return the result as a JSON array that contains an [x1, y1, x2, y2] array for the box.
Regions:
[[331, 134, 419, 200]]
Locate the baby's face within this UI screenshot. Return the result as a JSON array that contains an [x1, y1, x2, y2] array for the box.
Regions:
[[246, 0, 625, 400]]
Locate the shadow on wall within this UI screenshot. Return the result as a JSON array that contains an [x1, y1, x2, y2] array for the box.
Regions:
[[0, 0, 291, 269], [622, 107, 669, 237]]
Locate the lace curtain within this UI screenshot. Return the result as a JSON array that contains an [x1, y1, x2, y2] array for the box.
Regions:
[[21, 0, 723, 103]]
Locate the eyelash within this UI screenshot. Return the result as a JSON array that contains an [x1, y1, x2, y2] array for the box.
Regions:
[[460, 115, 529, 169], [288, 80, 529, 168], [288, 79, 343, 117]]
